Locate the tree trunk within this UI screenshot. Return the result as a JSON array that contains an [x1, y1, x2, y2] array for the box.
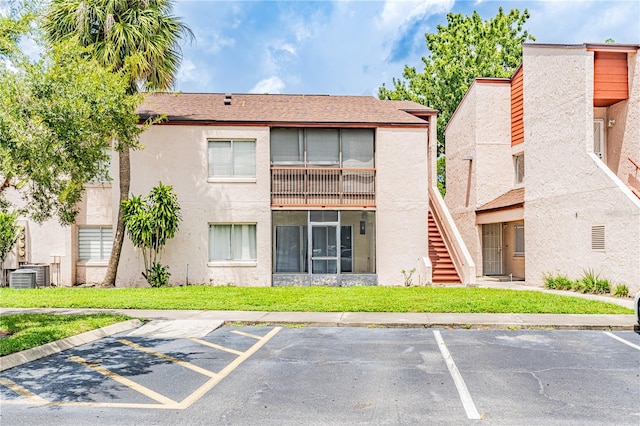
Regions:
[[102, 146, 130, 288]]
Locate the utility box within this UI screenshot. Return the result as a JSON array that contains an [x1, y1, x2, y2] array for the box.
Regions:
[[21, 264, 51, 288], [10, 269, 37, 289]]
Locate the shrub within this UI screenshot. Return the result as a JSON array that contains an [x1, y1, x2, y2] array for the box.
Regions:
[[146, 262, 171, 288], [544, 273, 574, 291], [612, 284, 629, 298], [555, 276, 574, 291]]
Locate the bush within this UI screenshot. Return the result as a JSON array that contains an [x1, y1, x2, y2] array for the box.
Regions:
[[544, 271, 611, 295], [544, 273, 574, 291], [576, 269, 609, 294], [146, 262, 171, 288], [612, 284, 629, 298]]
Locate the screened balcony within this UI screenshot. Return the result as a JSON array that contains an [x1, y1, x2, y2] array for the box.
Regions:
[[271, 167, 375, 207], [270, 128, 376, 207]]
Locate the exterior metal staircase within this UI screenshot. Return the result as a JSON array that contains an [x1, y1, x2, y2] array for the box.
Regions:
[[428, 211, 461, 284]]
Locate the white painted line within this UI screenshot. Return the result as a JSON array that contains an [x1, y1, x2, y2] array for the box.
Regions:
[[231, 330, 262, 340], [189, 338, 244, 355], [603, 332, 640, 351], [433, 330, 482, 420]]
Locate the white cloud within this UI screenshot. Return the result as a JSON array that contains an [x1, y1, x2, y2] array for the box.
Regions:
[[176, 58, 211, 88], [250, 76, 285, 94], [375, 0, 454, 32], [194, 28, 235, 55]]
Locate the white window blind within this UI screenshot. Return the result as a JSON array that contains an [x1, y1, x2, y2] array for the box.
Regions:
[[209, 224, 257, 261], [78, 226, 112, 261], [342, 129, 374, 168], [208, 140, 256, 177], [271, 129, 304, 164], [306, 129, 339, 165]]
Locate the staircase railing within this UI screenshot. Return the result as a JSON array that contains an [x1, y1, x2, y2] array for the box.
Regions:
[[629, 157, 640, 199], [428, 187, 476, 285]]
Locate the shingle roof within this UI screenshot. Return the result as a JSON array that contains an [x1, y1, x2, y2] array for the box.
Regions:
[[476, 188, 525, 212], [137, 93, 434, 126]]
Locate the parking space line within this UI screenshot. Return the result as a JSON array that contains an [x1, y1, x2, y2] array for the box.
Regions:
[[603, 332, 640, 351], [69, 355, 179, 406], [118, 339, 220, 378], [433, 330, 482, 420], [179, 326, 282, 409], [1, 326, 281, 410], [231, 330, 263, 340], [189, 338, 244, 355], [0, 377, 48, 404]]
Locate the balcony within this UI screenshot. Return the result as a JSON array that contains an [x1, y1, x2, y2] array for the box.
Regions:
[[271, 167, 375, 207]]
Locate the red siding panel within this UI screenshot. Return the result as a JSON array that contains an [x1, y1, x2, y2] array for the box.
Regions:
[[511, 67, 524, 146], [594, 51, 628, 107]]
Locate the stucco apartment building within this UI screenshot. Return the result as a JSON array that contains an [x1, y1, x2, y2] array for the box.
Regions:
[[5, 93, 475, 287], [445, 43, 640, 293]]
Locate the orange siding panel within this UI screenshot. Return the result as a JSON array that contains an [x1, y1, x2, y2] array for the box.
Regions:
[[594, 51, 628, 107], [511, 67, 524, 146]]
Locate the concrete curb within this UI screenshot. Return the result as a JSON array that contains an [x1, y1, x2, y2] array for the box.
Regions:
[[0, 319, 143, 372]]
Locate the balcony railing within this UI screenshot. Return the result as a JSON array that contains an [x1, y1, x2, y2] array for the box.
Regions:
[[271, 167, 375, 207]]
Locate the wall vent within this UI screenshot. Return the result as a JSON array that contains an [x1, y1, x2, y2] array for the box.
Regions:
[[591, 225, 605, 251]]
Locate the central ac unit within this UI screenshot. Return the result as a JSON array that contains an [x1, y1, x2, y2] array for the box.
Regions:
[[10, 269, 36, 289], [20, 264, 51, 287]]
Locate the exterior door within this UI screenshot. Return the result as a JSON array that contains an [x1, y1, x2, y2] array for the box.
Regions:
[[482, 223, 502, 275], [310, 225, 338, 274]]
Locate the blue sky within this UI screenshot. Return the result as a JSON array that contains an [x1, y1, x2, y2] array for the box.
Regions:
[[172, 0, 640, 96]]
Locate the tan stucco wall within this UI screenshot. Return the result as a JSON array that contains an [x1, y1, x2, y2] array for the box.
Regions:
[[113, 125, 273, 287], [523, 45, 640, 292], [445, 81, 513, 276], [376, 127, 429, 285]]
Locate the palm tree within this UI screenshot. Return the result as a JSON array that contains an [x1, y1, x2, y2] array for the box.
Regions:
[[43, 0, 192, 287]]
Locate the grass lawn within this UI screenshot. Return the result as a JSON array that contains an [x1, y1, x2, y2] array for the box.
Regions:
[[0, 313, 131, 356], [0, 286, 632, 314]]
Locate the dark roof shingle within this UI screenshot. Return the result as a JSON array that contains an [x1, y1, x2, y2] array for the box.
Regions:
[[137, 93, 434, 126]]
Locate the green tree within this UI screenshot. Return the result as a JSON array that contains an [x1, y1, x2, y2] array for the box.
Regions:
[[0, 6, 142, 225], [0, 211, 19, 287], [122, 182, 182, 287], [379, 8, 534, 192], [43, 0, 193, 287]]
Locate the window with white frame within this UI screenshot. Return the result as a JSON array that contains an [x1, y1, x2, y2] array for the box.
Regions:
[[208, 140, 256, 178], [514, 224, 525, 256], [78, 226, 112, 262], [209, 224, 257, 261], [514, 153, 524, 185]]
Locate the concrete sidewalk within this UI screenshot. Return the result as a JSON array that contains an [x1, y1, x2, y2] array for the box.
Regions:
[[1, 307, 635, 330]]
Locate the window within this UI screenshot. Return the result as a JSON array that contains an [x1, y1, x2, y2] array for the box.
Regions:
[[90, 149, 112, 183], [270, 128, 374, 167], [593, 119, 605, 160], [270, 129, 304, 164], [209, 224, 257, 261], [514, 224, 525, 256], [78, 226, 112, 262], [208, 140, 256, 178], [514, 154, 524, 185]]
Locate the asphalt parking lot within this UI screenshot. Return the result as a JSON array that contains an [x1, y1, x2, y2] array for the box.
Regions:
[[1, 326, 639, 425]]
